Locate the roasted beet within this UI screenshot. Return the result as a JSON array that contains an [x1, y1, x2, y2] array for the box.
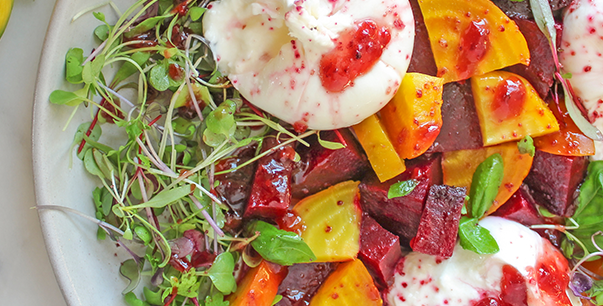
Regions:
[[524, 150, 589, 217], [428, 82, 483, 153], [244, 137, 296, 220], [490, 0, 571, 19], [359, 155, 443, 246], [506, 18, 555, 99], [276, 262, 337, 306], [410, 185, 466, 258], [492, 185, 543, 226], [215, 145, 257, 230], [407, 0, 437, 76], [359, 215, 402, 288], [292, 129, 369, 199]]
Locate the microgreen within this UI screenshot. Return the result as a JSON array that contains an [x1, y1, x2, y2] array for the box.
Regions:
[[387, 179, 418, 199], [517, 135, 535, 157]]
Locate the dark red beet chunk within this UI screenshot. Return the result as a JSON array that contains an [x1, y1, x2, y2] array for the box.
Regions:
[[359, 215, 402, 288], [505, 18, 555, 99], [490, 0, 571, 19], [524, 150, 589, 217], [410, 185, 466, 258], [492, 186, 543, 226], [407, 0, 437, 76], [215, 145, 257, 231], [275, 262, 337, 306], [359, 155, 443, 246], [244, 137, 296, 220], [292, 129, 369, 199], [428, 82, 483, 153]]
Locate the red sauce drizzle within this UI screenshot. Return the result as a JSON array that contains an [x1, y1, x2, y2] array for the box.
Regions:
[[500, 265, 528, 306], [536, 249, 572, 305], [319, 20, 391, 92], [492, 76, 526, 122], [457, 19, 491, 80]]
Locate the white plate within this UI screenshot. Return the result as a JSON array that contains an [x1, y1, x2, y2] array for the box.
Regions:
[[33, 1, 138, 305]]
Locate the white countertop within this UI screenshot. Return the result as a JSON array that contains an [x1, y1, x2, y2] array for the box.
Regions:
[[0, 0, 66, 304]]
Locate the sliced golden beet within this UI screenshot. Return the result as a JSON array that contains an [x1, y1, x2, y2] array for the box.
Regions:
[[418, 0, 530, 83], [534, 99, 595, 156], [309, 259, 382, 306], [292, 181, 361, 262], [471, 71, 559, 146], [352, 115, 406, 182], [380, 73, 444, 160], [442, 141, 533, 214]]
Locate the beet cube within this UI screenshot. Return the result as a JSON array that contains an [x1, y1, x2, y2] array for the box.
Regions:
[[524, 150, 589, 217], [407, 0, 437, 76], [428, 82, 483, 153], [244, 138, 296, 220], [359, 155, 443, 246], [215, 145, 257, 230], [410, 185, 466, 258], [492, 186, 543, 226], [292, 129, 369, 199], [359, 215, 402, 288], [505, 18, 555, 99], [276, 262, 337, 306], [490, 0, 570, 19]]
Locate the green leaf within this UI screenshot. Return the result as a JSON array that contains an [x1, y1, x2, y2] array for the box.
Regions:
[[570, 161, 603, 253], [49, 89, 85, 106], [517, 135, 535, 157], [124, 16, 165, 38], [65, 48, 84, 84], [205, 293, 229, 306], [83, 149, 105, 178], [247, 220, 317, 265], [149, 64, 170, 91], [127, 185, 191, 209], [458, 217, 500, 254], [317, 132, 345, 150], [120, 258, 144, 294], [468, 153, 504, 219], [143, 287, 163, 306], [92, 11, 106, 22], [206, 100, 237, 137], [208, 252, 237, 295], [388, 179, 418, 199], [189, 7, 206, 21], [272, 295, 283, 305], [170, 268, 201, 298], [124, 292, 149, 306], [111, 52, 151, 86], [94, 24, 110, 41], [73, 122, 102, 159], [82, 54, 106, 85]]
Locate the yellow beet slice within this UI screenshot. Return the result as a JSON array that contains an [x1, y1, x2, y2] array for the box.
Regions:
[[442, 141, 533, 214], [418, 0, 530, 82], [310, 259, 382, 306], [380, 72, 444, 159], [471, 71, 559, 146], [292, 181, 361, 262], [352, 115, 406, 182]]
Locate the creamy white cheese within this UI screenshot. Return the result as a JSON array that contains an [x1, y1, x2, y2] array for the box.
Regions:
[[203, 0, 414, 130], [387, 217, 581, 306], [560, 0, 603, 160]]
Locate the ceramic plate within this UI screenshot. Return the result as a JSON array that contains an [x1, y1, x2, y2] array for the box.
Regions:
[[33, 1, 137, 305]]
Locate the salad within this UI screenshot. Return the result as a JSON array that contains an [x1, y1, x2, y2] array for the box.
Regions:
[[43, 0, 603, 305]]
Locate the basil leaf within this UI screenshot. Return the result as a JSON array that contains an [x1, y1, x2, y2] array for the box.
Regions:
[[208, 252, 236, 295], [570, 161, 603, 252], [388, 179, 419, 199], [458, 217, 499, 254], [517, 135, 535, 157], [468, 153, 504, 219], [247, 220, 316, 266]]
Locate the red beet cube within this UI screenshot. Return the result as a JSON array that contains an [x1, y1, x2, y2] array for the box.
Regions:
[[492, 186, 543, 226], [407, 0, 437, 76], [410, 185, 466, 258], [244, 138, 296, 220], [292, 129, 368, 199], [428, 82, 483, 153], [505, 18, 555, 99], [359, 155, 443, 246], [359, 215, 402, 288], [524, 150, 589, 217], [276, 262, 337, 306]]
